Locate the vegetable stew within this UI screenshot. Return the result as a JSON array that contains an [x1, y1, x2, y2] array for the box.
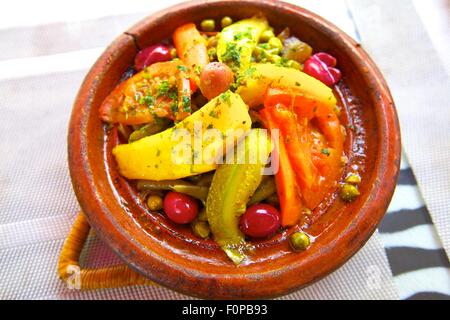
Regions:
[[99, 15, 366, 265]]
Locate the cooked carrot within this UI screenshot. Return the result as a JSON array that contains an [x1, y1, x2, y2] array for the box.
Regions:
[[173, 23, 209, 89]]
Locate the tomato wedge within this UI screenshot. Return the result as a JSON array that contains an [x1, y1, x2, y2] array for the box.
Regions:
[[99, 72, 154, 125], [99, 61, 192, 125], [264, 87, 344, 210]]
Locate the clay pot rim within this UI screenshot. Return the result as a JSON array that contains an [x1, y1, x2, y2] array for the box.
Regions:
[[68, 0, 401, 299]]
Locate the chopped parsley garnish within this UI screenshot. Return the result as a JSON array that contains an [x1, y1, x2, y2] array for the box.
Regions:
[[168, 90, 178, 100], [194, 65, 202, 75], [221, 42, 241, 70], [157, 80, 171, 97], [182, 95, 191, 112], [219, 91, 231, 105], [208, 108, 220, 119], [233, 28, 252, 41], [177, 65, 188, 72], [232, 66, 256, 90], [156, 80, 178, 101], [321, 148, 330, 156], [140, 94, 155, 106], [170, 101, 178, 113]]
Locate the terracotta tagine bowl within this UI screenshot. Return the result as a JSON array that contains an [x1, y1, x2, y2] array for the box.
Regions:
[[68, 0, 401, 299]]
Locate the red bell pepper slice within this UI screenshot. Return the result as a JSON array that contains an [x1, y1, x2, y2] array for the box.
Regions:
[[259, 108, 303, 227], [266, 103, 318, 190]]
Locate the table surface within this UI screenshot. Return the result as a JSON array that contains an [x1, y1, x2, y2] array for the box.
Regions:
[[0, 0, 449, 300]]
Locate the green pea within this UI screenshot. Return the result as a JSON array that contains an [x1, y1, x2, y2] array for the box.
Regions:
[[268, 54, 282, 64], [147, 194, 163, 211], [289, 232, 310, 251], [345, 173, 361, 185], [257, 43, 270, 50], [268, 37, 283, 54], [192, 220, 211, 239], [259, 29, 275, 43], [286, 60, 302, 70], [221, 16, 233, 28], [340, 183, 360, 202], [200, 19, 216, 32]]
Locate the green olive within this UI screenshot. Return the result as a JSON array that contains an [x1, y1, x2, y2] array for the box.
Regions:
[[200, 19, 216, 32], [192, 220, 211, 238], [281, 37, 313, 63], [345, 173, 361, 185], [147, 194, 163, 211], [268, 37, 283, 53], [221, 16, 233, 28], [259, 29, 275, 43], [340, 183, 360, 202], [289, 232, 310, 251]]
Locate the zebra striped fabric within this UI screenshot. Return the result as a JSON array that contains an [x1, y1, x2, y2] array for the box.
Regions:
[[379, 157, 450, 299]]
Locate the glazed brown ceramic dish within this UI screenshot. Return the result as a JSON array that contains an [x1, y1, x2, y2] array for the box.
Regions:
[[68, 0, 401, 299]]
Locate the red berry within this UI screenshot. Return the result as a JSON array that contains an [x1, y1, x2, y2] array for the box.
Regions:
[[315, 52, 337, 67], [239, 204, 281, 238], [163, 191, 199, 224], [134, 44, 171, 71], [327, 67, 342, 83], [303, 52, 341, 86]]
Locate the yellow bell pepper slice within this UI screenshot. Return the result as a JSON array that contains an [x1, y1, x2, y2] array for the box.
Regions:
[[217, 16, 268, 73], [236, 63, 337, 108]]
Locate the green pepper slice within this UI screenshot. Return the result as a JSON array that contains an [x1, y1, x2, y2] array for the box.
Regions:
[[206, 129, 272, 265], [136, 179, 209, 203]]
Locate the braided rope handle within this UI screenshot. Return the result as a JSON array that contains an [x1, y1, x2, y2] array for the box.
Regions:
[[58, 212, 155, 290]]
